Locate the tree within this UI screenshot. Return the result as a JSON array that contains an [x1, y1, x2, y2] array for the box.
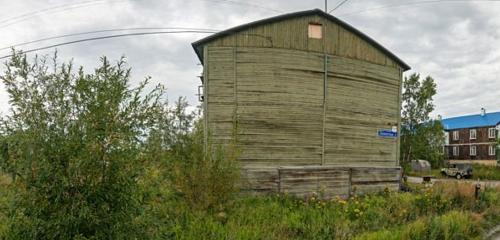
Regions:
[[0, 52, 165, 239], [400, 73, 444, 169]]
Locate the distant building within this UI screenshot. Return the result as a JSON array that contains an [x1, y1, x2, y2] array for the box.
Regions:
[[442, 108, 500, 166]]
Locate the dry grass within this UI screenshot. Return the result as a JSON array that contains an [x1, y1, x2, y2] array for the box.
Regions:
[[0, 173, 12, 186], [436, 182, 476, 200]]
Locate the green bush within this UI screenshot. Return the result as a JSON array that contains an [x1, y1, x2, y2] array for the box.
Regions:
[[471, 164, 500, 180], [0, 52, 165, 239]]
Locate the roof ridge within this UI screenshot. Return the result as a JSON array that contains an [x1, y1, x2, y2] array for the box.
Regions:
[[191, 9, 410, 70], [442, 111, 500, 120], [442, 111, 500, 130]]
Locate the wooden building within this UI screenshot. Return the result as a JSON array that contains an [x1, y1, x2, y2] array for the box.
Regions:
[[443, 109, 499, 166], [192, 9, 410, 197]]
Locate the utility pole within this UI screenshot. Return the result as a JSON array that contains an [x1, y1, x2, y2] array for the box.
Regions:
[[325, 0, 328, 12]]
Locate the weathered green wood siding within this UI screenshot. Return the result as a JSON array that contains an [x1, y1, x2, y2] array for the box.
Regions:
[[206, 14, 399, 69], [205, 46, 401, 168], [324, 56, 401, 167], [239, 166, 401, 197], [206, 47, 236, 144], [236, 48, 324, 167], [201, 12, 406, 196]]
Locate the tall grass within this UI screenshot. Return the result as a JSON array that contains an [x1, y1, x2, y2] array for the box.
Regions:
[[355, 211, 481, 240], [471, 164, 500, 180], [141, 182, 499, 239]]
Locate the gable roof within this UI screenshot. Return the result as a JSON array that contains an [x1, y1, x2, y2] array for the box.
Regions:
[[192, 9, 410, 71], [442, 111, 500, 130]]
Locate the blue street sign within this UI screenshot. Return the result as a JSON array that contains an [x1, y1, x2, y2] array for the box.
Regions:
[[378, 129, 398, 138]]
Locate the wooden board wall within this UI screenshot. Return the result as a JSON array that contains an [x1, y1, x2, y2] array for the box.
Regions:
[[239, 166, 401, 197], [324, 56, 401, 167], [206, 14, 400, 69], [206, 47, 236, 144], [201, 13, 405, 196], [278, 167, 350, 198], [278, 166, 400, 197], [236, 48, 324, 167], [205, 46, 401, 168]]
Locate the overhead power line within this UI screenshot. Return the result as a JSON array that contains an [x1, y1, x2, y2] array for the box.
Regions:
[[0, 0, 125, 29], [0, 0, 280, 30], [0, 27, 220, 51], [338, 0, 500, 17], [0, 30, 215, 60], [329, 0, 351, 13], [202, 0, 282, 13]]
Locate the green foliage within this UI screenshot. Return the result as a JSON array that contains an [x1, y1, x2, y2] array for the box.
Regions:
[[0, 52, 165, 239], [0, 173, 13, 236], [145, 183, 499, 239], [470, 164, 500, 181], [355, 211, 481, 240], [400, 73, 444, 169], [170, 121, 240, 212]]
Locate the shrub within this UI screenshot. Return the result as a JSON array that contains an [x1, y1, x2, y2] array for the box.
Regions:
[[471, 164, 500, 180], [0, 52, 165, 239], [170, 121, 240, 212]]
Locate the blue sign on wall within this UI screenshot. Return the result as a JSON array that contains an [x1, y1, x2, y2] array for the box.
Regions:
[[378, 129, 398, 138]]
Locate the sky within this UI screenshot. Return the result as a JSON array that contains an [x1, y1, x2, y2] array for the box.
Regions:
[[0, 0, 499, 118]]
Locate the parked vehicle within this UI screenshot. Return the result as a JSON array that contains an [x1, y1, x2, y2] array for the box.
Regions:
[[440, 164, 473, 179]]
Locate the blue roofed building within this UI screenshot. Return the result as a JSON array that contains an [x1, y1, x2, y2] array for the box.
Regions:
[[442, 108, 499, 166]]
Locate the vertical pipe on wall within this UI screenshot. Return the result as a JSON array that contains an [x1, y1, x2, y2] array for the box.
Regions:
[[203, 46, 209, 153], [348, 168, 352, 198], [396, 67, 403, 166], [321, 20, 328, 166], [233, 47, 238, 143]]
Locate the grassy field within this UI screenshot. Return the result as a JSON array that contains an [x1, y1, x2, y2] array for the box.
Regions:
[[1, 172, 499, 239], [143, 182, 499, 239], [409, 164, 500, 181]]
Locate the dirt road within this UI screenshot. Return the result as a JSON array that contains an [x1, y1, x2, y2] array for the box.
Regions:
[[406, 176, 500, 188]]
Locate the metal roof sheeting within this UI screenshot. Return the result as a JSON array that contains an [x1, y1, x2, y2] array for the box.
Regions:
[[442, 111, 500, 130]]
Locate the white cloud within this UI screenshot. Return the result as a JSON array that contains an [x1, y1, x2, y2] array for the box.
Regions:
[[0, 0, 499, 118]]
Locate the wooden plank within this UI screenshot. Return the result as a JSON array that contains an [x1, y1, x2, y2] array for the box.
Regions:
[[232, 47, 324, 166], [278, 166, 350, 197], [206, 14, 402, 68], [324, 55, 400, 167]]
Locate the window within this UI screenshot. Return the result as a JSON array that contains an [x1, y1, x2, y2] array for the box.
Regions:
[[470, 129, 476, 140], [489, 128, 496, 138], [308, 23, 322, 39], [489, 145, 496, 156], [453, 131, 459, 141], [453, 146, 459, 156], [470, 145, 477, 156]]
